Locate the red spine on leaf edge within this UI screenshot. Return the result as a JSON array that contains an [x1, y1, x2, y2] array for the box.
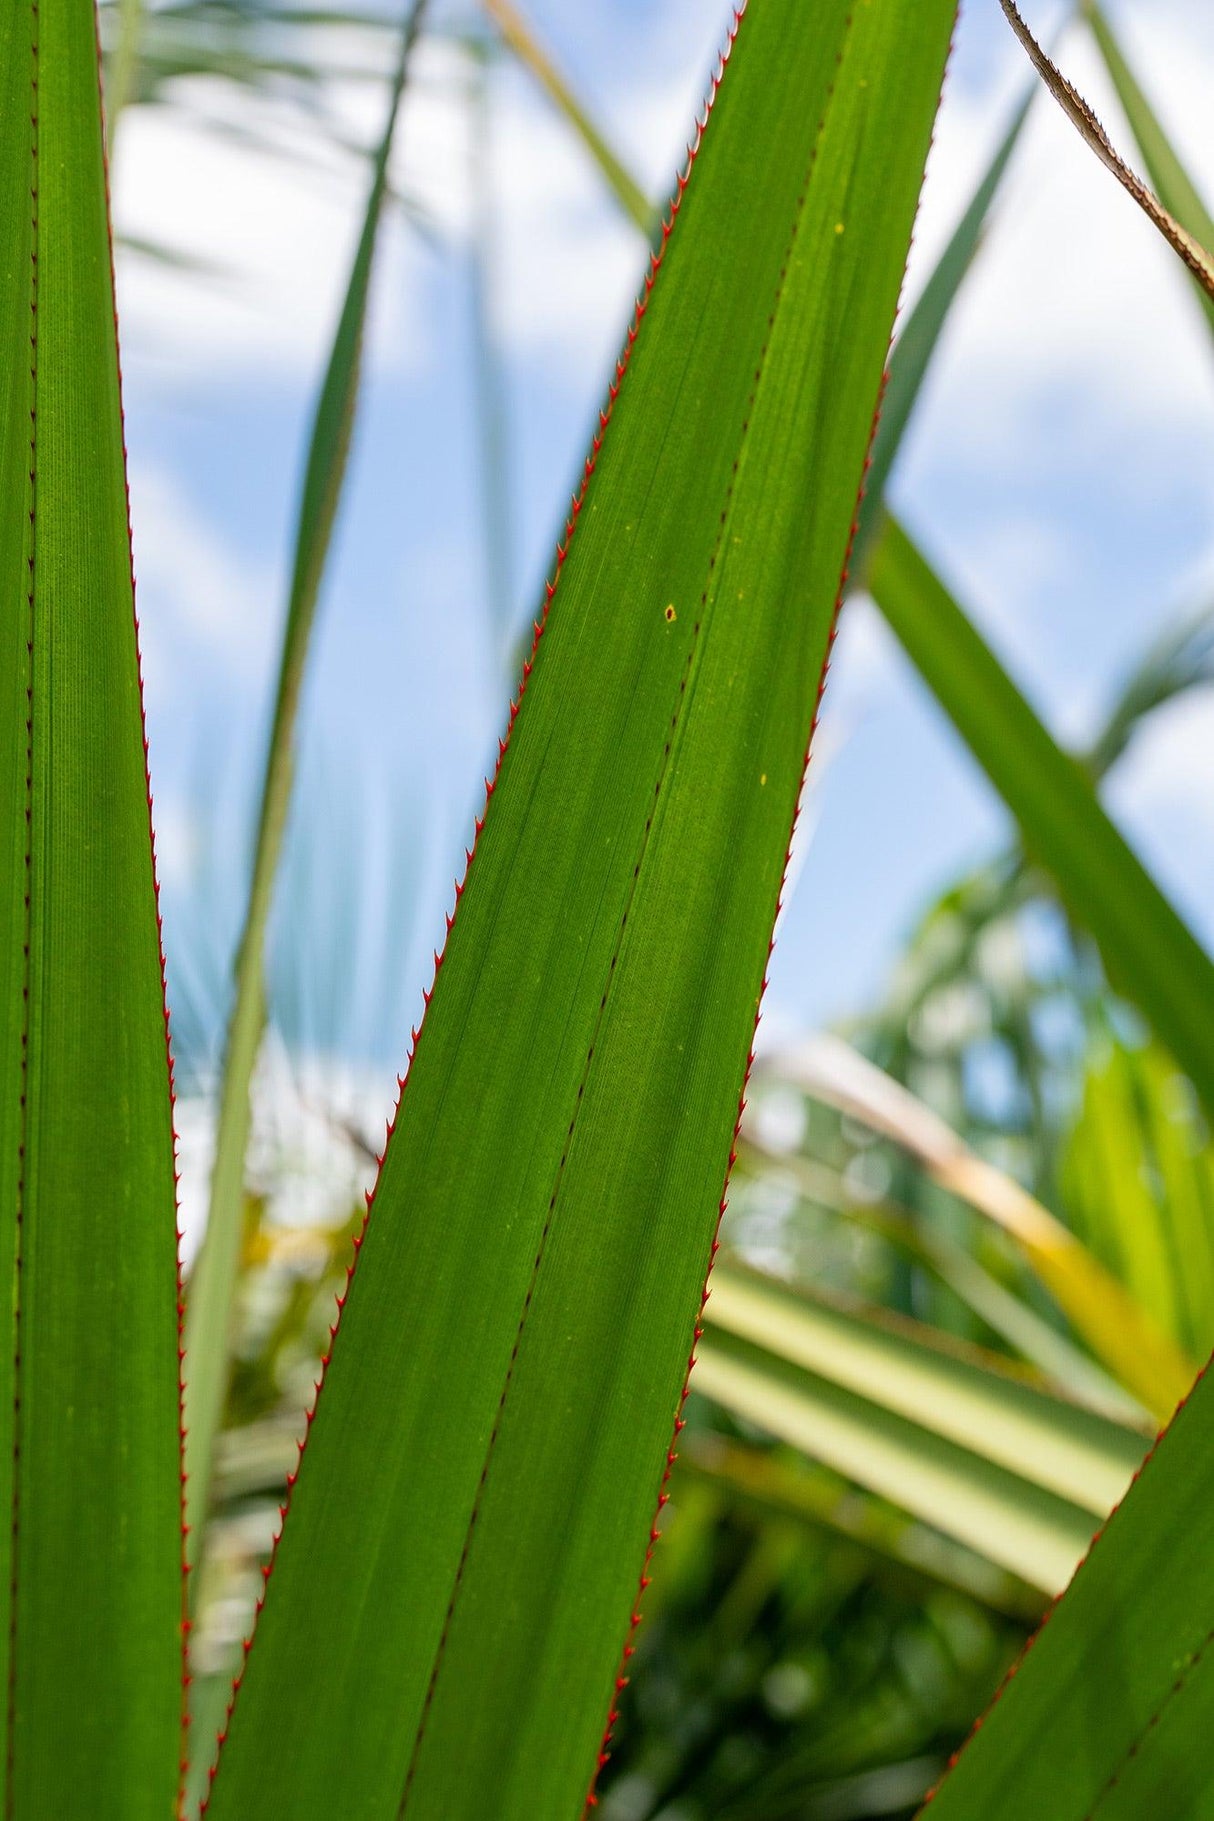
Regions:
[[201, 0, 944, 1809], [201, 11, 744, 1802], [96, 12, 193, 1812], [403, 27, 750, 1773], [583, 0, 959, 1804], [918, 1355, 1195, 1807]]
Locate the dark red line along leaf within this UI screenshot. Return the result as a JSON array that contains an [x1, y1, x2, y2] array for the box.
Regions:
[[0, 2, 184, 1815], [203, 4, 957, 1817]]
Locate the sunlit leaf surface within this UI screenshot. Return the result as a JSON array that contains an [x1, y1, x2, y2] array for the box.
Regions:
[[0, 4, 181, 1813], [202, 4, 957, 1816]]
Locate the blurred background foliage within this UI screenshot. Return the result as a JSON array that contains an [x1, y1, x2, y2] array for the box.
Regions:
[[96, 1, 1214, 1815]]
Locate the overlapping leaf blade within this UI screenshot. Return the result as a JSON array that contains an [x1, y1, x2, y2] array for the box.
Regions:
[[203, 4, 957, 1816], [739, 1122, 1146, 1424], [697, 1265, 1145, 1596], [0, 2, 181, 1813], [681, 1432, 1049, 1620], [704, 1266, 1146, 1516], [923, 1362, 1214, 1817], [764, 1036, 1194, 1420], [695, 1334, 1100, 1597]]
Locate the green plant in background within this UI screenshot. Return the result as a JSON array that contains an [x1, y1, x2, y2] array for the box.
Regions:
[[6, 2, 1214, 1819]]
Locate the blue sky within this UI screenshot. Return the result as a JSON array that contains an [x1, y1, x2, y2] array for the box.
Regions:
[[111, 0, 1214, 1104]]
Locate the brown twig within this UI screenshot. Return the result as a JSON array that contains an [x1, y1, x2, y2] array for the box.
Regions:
[[1000, 0, 1214, 302]]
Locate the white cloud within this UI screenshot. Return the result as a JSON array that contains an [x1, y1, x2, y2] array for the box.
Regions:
[[492, 89, 641, 377], [1108, 688, 1214, 951], [112, 55, 431, 384], [148, 789, 203, 894], [1113, 689, 1214, 837], [128, 460, 275, 701], [903, 8, 1214, 479], [109, 4, 732, 390]]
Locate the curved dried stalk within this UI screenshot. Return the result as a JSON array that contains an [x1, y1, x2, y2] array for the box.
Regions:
[[1000, 0, 1214, 303]]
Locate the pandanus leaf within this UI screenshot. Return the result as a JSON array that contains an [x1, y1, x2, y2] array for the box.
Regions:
[[923, 1360, 1214, 1817], [0, 4, 181, 1813], [201, 4, 958, 1817]]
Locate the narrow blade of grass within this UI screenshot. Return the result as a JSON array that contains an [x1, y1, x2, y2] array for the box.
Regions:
[[201, 6, 958, 1816], [0, 4, 181, 1811], [182, 0, 427, 1554], [867, 516, 1214, 1136], [481, 0, 653, 234]]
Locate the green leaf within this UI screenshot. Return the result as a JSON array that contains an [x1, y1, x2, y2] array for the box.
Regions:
[[765, 1036, 1195, 1422], [0, 0, 33, 1754], [182, 0, 426, 1554], [743, 1094, 1148, 1426], [0, 4, 181, 1815], [694, 1327, 1103, 1597], [202, 5, 957, 1816], [1062, 1036, 1214, 1362], [705, 1264, 1147, 1516], [922, 1364, 1214, 1817], [1085, 0, 1214, 334], [680, 1432, 1049, 1622], [696, 1264, 1148, 1597], [867, 516, 1214, 1131]]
